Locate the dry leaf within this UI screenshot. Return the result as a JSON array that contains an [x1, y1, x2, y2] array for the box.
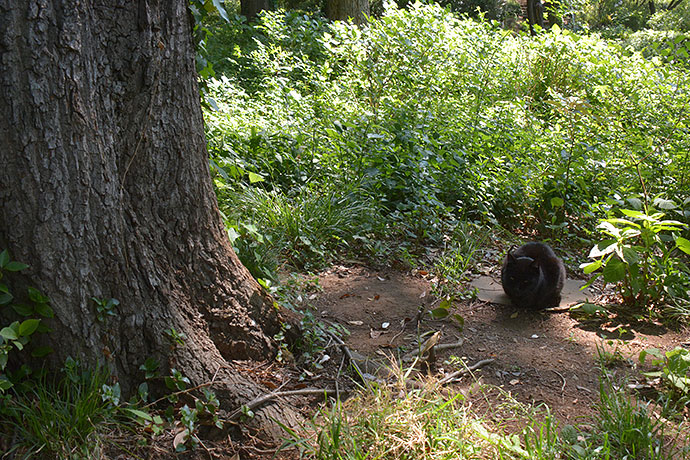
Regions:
[[173, 429, 188, 449]]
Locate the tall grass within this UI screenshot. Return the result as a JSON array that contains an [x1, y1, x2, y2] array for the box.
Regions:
[[0, 364, 130, 459], [279, 359, 690, 459]]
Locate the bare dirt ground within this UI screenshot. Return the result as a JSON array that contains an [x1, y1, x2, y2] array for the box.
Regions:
[[311, 264, 689, 427], [144, 263, 689, 459]]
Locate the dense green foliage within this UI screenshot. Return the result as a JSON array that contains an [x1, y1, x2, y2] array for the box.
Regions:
[[204, 3, 690, 286]]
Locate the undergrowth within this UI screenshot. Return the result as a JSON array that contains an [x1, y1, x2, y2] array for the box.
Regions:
[[204, 4, 690, 296], [282, 363, 689, 459]]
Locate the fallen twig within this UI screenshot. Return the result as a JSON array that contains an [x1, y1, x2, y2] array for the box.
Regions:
[[226, 388, 338, 422], [402, 339, 465, 362], [553, 369, 566, 393], [438, 358, 495, 385]]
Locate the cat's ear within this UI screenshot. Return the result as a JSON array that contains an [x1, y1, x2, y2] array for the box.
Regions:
[[507, 245, 517, 261]]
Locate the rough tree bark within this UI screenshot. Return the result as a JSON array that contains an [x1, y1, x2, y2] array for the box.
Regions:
[[0, 0, 300, 439], [526, 0, 544, 35], [326, 0, 370, 25]]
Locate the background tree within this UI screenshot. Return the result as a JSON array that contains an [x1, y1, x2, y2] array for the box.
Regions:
[[0, 0, 300, 438], [326, 0, 370, 24], [241, 0, 274, 21]]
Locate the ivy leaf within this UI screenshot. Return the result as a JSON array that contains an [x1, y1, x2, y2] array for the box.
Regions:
[[0, 327, 18, 341], [11, 303, 33, 316], [0, 292, 13, 306], [18, 319, 41, 337], [4, 261, 28, 272], [34, 303, 54, 318], [27, 287, 49, 304]]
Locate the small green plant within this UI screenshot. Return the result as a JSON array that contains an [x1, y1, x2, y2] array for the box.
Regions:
[[640, 346, 690, 406], [581, 199, 690, 314], [0, 250, 54, 392], [164, 328, 187, 347], [92, 296, 119, 323]]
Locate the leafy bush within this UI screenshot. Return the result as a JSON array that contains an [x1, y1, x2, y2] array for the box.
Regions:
[[582, 198, 690, 313], [203, 4, 690, 271], [649, 0, 690, 31], [640, 347, 690, 406], [0, 250, 53, 392], [623, 29, 690, 67]]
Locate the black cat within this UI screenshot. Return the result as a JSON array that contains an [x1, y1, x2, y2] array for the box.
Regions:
[[501, 242, 566, 309]]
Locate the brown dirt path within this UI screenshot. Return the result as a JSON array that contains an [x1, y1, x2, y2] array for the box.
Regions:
[[311, 264, 690, 425]]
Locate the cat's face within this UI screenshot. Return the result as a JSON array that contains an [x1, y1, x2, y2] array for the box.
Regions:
[[505, 258, 541, 293]]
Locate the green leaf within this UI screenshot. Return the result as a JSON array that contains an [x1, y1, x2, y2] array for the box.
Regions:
[[620, 209, 645, 218], [676, 237, 690, 255], [571, 302, 607, 315], [34, 303, 54, 318], [438, 298, 452, 310], [11, 303, 33, 316], [620, 247, 639, 265], [227, 227, 240, 244], [124, 407, 154, 422], [27, 287, 49, 304], [588, 240, 616, 258], [0, 377, 12, 391], [639, 347, 662, 364], [31, 346, 53, 358], [602, 257, 626, 283], [0, 327, 18, 341], [4, 261, 28, 272], [324, 128, 339, 138], [550, 197, 564, 208], [653, 197, 676, 210], [0, 292, 13, 306], [0, 250, 8, 268], [580, 260, 602, 274], [605, 218, 640, 229], [429, 307, 449, 319], [247, 171, 264, 183], [18, 319, 40, 337], [211, 0, 230, 22], [642, 370, 662, 378]]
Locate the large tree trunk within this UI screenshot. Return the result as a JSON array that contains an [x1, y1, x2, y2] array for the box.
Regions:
[[0, 0, 299, 440], [326, 0, 370, 25], [241, 0, 273, 22]]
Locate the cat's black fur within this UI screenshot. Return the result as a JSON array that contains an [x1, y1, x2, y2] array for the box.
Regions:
[[501, 242, 566, 309]]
